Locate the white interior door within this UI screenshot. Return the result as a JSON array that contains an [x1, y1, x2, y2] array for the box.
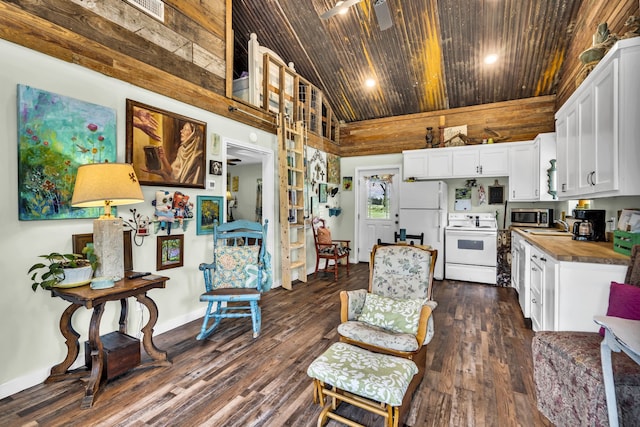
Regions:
[[356, 167, 400, 262]]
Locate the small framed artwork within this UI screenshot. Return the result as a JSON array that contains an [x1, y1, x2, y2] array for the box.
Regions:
[[209, 160, 223, 175], [342, 176, 353, 191], [157, 234, 184, 270], [319, 183, 328, 203], [125, 99, 207, 189], [72, 230, 133, 272], [211, 133, 221, 155], [197, 195, 224, 235]]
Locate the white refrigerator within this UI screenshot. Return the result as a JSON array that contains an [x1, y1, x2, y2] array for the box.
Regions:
[[399, 180, 448, 279]]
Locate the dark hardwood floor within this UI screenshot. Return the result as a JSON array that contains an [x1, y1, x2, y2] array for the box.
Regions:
[[0, 263, 552, 426]]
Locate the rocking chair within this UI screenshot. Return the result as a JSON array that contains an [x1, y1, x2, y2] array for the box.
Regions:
[[196, 219, 269, 340]]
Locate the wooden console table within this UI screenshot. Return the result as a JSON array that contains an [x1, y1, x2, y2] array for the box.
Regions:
[[46, 275, 172, 408]]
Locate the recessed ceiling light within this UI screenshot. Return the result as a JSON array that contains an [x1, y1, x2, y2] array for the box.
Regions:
[[484, 54, 498, 65], [338, 7, 349, 15], [365, 78, 376, 87]]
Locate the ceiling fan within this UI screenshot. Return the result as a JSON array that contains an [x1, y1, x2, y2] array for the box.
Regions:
[[227, 158, 242, 166], [320, 0, 393, 31]]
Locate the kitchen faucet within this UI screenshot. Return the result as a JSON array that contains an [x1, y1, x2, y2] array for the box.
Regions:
[[554, 219, 569, 232]]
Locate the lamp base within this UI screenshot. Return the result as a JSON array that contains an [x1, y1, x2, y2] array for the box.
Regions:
[[93, 217, 124, 280]]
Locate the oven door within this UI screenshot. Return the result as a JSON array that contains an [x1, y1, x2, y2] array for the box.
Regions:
[[445, 229, 497, 267]]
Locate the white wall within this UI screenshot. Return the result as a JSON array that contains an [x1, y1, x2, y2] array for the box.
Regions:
[[230, 163, 262, 221], [0, 39, 279, 398]]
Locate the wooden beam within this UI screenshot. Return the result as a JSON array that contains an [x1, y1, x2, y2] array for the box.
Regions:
[[339, 96, 557, 157], [0, 1, 276, 133]]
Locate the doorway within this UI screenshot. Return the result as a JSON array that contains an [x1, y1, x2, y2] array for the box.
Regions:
[[222, 137, 275, 261], [355, 166, 400, 262]]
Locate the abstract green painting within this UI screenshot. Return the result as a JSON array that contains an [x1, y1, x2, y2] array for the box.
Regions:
[[17, 85, 117, 220]]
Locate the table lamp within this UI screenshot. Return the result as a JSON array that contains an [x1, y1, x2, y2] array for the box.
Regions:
[[71, 163, 144, 280]]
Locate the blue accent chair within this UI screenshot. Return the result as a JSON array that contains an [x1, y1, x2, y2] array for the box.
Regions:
[[197, 219, 269, 340]]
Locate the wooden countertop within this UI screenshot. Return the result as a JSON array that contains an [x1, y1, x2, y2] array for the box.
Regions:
[[512, 228, 629, 265]]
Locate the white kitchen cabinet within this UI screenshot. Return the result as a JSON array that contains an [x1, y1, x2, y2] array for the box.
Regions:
[[526, 243, 626, 332], [590, 56, 617, 193], [403, 149, 428, 179], [508, 134, 555, 202], [425, 148, 453, 178], [403, 148, 453, 179], [509, 141, 538, 201], [452, 144, 509, 177], [511, 231, 531, 318], [529, 244, 555, 332], [555, 38, 640, 198]]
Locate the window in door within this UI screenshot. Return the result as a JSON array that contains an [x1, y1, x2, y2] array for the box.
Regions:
[[365, 175, 394, 219]]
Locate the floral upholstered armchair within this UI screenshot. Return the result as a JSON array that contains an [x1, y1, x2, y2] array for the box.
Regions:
[[337, 244, 437, 387]]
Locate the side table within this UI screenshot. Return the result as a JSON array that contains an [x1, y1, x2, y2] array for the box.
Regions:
[[593, 315, 640, 427], [46, 274, 172, 408]]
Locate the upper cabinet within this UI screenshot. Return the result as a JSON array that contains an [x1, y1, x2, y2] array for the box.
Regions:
[[403, 143, 509, 180], [555, 38, 640, 199], [452, 144, 509, 177], [509, 133, 556, 202]]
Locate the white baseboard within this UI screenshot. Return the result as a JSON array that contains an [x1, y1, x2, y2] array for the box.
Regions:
[[0, 307, 204, 400]]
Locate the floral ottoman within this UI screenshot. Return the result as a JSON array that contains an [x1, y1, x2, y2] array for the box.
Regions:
[[307, 342, 418, 427]]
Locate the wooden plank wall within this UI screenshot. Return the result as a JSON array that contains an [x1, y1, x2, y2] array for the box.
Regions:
[[0, 0, 275, 132], [555, 1, 639, 110], [339, 95, 556, 157], [0, 1, 637, 157]]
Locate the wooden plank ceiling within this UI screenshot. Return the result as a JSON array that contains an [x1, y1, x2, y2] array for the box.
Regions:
[[232, 0, 582, 124]]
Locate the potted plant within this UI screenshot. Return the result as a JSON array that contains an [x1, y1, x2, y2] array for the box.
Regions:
[[28, 245, 99, 291]]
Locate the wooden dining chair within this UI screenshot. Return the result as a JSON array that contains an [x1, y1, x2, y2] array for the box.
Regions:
[[311, 217, 350, 281]]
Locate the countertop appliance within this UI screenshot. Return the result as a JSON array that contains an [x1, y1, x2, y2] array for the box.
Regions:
[[572, 209, 606, 241], [399, 180, 447, 279], [445, 213, 498, 284], [511, 208, 554, 227]]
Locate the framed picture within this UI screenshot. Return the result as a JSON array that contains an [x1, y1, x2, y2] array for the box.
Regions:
[[209, 160, 223, 175], [319, 183, 328, 203], [17, 85, 117, 220], [157, 234, 184, 270], [197, 195, 224, 235], [342, 176, 353, 191], [126, 99, 207, 189], [72, 231, 133, 272], [211, 133, 221, 155]]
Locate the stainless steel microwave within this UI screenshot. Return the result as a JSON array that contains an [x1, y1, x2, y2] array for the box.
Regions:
[[511, 208, 554, 227]]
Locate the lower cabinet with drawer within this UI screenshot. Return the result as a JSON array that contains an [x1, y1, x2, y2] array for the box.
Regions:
[[527, 244, 626, 332], [529, 245, 555, 331]]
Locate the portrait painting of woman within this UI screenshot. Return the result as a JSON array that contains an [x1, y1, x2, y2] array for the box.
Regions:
[[126, 99, 207, 188]]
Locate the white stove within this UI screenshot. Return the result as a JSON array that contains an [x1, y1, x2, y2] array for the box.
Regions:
[[445, 213, 498, 231], [445, 213, 498, 284]]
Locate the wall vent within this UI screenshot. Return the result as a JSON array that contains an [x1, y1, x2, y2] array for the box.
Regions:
[[126, 0, 165, 22]]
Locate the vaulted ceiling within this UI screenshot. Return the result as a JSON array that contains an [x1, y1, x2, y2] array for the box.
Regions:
[[232, 0, 583, 124]]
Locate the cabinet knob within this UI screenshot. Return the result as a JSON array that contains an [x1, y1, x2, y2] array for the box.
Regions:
[[540, 257, 547, 262], [532, 298, 537, 304]]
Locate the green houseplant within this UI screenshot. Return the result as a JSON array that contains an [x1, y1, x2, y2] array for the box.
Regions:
[[28, 246, 99, 291]]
